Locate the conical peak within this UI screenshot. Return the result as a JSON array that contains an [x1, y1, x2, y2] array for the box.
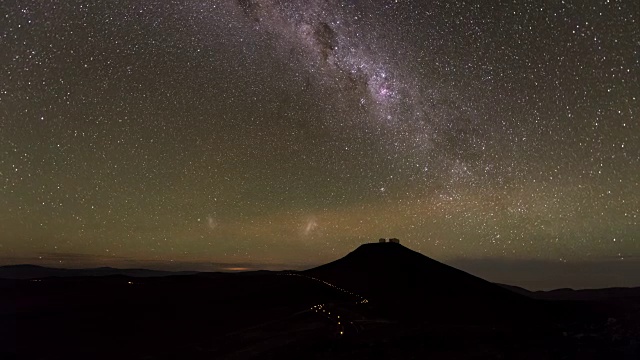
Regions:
[[323, 241, 447, 273], [348, 242, 422, 260], [356, 242, 404, 250], [309, 241, 487, 287], [305, 241, 532, 324]]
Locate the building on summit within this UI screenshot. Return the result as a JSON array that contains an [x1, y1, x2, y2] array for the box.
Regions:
[[389, 238, 400, 244], [379, 238, 386, 243]]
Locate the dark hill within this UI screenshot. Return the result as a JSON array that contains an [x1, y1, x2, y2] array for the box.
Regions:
[[2, 272, 356, 359], [305, 242, 538, 324], [3, 245, 637, 358]]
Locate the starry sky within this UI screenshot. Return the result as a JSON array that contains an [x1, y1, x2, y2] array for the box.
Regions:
[[1, 0, 638, 289]]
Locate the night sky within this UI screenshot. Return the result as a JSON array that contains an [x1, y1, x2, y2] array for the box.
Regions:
[[1, 0, 638, 289]]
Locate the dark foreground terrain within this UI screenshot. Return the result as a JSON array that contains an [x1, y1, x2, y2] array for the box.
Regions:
[[1, 243, 639, 359]]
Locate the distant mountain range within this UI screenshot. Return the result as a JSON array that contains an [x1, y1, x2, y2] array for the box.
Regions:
[[498, 283, 640, 301], [0, 264, 198, 279]]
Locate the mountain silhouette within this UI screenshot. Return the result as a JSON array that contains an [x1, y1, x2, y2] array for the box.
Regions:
[[3, 244, 639, 359], [305, 242, 537, 324]]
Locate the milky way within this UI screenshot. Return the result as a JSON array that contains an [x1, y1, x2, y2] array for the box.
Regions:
[[1, 0, 638, 288], [209, 0, 495, 188]]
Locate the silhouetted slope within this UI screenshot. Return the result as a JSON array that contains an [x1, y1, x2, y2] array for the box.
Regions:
[[305, 243, 536, 323], [3, 272, 354, 359], [496, 283, 535, 297], [3, 249, 638, 359]]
